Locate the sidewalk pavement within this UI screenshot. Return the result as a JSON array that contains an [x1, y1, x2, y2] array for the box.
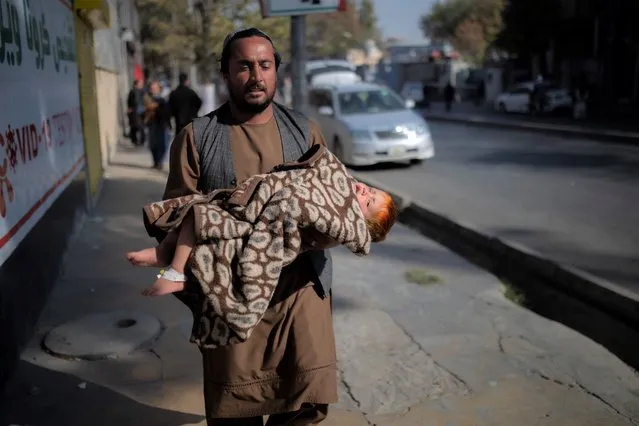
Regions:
[[2, 141, 639, 425], [421, 102, 639, 143]]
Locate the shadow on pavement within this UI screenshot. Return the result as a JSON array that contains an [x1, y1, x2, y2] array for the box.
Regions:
[[348, 162, 413, 172], [498, 267, 639, 373], [485, 226, 639, 294], [400, 210, 639, 372], [0, 360, 204, 426]]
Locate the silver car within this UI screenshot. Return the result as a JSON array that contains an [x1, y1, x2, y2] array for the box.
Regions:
[[307, 83, 434, 166]]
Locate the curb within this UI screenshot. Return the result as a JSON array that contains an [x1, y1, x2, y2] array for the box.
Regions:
[[421, 112, 639, 145], [355, 174, 639, 330]]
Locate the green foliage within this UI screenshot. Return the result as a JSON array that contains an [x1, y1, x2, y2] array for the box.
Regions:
[[359, 0, 381, 43], [137, 0, 195, 71], [137, 0, 383, 75], [306, 0, 382, 59], [137, 0, 292, 76], [404, 268, 443, 286], [419, 0, 504, 64]]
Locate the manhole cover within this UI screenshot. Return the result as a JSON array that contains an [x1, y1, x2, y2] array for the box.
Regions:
[[43, 311, 162, 360]]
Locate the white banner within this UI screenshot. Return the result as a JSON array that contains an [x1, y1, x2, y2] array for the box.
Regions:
[[261, 0, 340, 17], [0, 0, 85, 265]]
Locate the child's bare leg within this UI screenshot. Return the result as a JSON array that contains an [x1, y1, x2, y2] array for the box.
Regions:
[[127, 230, 177, 267], [142, 212, 196, 297]]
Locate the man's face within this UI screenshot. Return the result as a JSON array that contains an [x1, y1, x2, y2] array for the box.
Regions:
[[135, 80, 143, 89], [150, 81, 160, 95], [224, 36, 277, 114]]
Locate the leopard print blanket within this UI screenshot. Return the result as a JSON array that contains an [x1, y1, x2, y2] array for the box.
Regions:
[[143, 145, 371, 348]]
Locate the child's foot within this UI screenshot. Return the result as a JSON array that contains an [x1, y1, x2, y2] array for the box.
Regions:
[[141, 277, 185, 297], [126, 247, 169, 267]]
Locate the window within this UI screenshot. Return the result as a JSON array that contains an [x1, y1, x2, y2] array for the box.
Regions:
[[309, 90, 333, 108], [337, 89, 406, 115]]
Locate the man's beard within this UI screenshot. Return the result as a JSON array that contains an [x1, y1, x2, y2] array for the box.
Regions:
[[228, 83, 276, 114]]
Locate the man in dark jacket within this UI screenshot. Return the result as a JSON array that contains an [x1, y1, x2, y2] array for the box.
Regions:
[[168, 73, 203, 133], [127, 79, 146, 145]]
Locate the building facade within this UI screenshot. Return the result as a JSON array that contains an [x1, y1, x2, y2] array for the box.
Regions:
[[0, 0, 110, 391]]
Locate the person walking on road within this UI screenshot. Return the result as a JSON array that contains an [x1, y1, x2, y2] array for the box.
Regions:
[[169, 72, 203, 133], [144, 80, 172, 170], [126, 79, 146, 146], [160, 27, 337, 425], [444, 81, 456, 112]]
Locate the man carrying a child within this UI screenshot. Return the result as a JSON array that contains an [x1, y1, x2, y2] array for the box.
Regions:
[[159, 28, 341, 425]]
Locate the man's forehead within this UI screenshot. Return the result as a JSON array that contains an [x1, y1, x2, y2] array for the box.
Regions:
[[230, 37, 275, 57]]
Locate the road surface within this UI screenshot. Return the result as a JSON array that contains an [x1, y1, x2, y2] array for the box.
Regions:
[[354, 122, 639, 293]]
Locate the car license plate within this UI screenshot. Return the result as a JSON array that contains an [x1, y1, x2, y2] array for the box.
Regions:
[[389, 146, 405, 157]]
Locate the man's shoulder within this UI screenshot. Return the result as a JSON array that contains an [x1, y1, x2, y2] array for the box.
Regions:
[[274, 102, 308, 119], [191, 104, 230, 141]]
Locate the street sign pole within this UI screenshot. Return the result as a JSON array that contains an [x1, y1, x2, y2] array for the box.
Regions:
[[261, 1, 343, 112], [290, 14, 307, 113]]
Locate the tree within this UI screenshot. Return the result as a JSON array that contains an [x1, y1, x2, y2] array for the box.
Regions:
[[137, 0, 196, 74], [137, 0, 290, 81], [359, 0, 381, 43], [495, 0, 562, 58], [306, 1, 360, 58], [419, 0, 504, 64], [305, 0, 382, 59], [420, 0, 471, 43]]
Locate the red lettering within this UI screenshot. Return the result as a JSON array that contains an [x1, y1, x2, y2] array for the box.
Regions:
[[0, 133, 6, 176], [52, 113, 66, 147], [41, 119, 52, 149], [17, 126, 30, 163]]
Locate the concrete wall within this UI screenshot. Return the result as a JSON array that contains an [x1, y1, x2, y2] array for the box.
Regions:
[[0, 0, 93, 391], [0, 175, 88, 393], [96, 70, 121, 169], [93, 0, 142, 163]]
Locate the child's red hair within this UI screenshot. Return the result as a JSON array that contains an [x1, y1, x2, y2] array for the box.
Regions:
[[366, 192, 398, 242]]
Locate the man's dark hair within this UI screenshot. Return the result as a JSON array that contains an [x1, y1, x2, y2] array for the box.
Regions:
[[220, 27, 282, 75], [179, 72, 188, 85]]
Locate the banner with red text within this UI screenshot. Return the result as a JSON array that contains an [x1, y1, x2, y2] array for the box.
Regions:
[[0, 0, 85, 265]]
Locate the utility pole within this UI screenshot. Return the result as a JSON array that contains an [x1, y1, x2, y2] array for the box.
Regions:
[[290, 15, 307, 113]]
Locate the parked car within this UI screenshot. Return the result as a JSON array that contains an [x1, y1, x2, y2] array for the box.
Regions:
[[308, 66, 362, 87], [307, 83, 434, 167], [494, 81, 572, 114]]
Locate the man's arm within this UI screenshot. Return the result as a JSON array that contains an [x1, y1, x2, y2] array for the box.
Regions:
[[126, 90, 136, 111], [192, 90, 203, 114], [163, 123, 201, 200]]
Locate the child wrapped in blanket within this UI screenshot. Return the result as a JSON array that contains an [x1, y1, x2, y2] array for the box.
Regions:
[[127, 144, 398, 298]]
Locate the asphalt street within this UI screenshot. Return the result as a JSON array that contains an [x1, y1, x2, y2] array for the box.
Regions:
[[353, 121, 639, 293]]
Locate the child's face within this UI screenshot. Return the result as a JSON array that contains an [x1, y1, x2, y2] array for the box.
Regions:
[[353, 182, 386, 220]]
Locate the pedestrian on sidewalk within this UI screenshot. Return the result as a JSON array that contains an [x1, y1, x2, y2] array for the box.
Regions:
[[144, 80, 172, 170], [444, 81, 455, 112], [421, 81, 431, 110], [168, 72, 203, 134], [126, 79, 146, 146], [160, 27, 338, 425]]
